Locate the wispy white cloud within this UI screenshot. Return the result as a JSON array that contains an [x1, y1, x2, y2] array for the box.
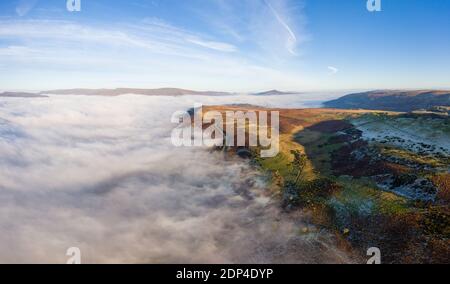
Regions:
[[0, 45, 39, 56], [328, 66, 339, 75], [0, 19, 237, 58], [186, 38, 237, 53], [16, 0, 39, 17], [196, 0, 307, 59], [0, 1, 310, 91], [265, 0, 298, 55], [0, 18, 309, 91]]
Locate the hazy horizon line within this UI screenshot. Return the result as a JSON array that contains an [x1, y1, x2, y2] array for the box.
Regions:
[[2, 87, 450, 95]]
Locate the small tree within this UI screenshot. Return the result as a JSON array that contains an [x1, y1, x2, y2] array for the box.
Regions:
[[290, 150, 307, 185], [272, 170, 284, 187]]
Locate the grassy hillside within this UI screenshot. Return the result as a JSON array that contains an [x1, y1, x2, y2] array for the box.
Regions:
[[324, 90, 450, 112], [201, 106, 450, 263]]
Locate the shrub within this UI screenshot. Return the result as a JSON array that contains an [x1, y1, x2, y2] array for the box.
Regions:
[[392, 174, 417, 188], [431, 174, 450, 203]]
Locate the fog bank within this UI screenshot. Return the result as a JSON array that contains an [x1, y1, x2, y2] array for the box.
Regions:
[[0, 94, 352, 263]]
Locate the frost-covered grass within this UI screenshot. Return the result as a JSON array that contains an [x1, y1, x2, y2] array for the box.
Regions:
[[352, 113, 450, 156]]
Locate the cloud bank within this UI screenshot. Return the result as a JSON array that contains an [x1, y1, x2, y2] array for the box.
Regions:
[[0, 94, 351, 263]]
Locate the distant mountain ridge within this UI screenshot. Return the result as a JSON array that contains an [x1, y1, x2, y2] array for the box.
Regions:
[[0, 92, 48, 98], [252, 90, 298, 96], [0, 88, 301, 98], [0, 88, 231, 97], [324, 90, 450, 112]]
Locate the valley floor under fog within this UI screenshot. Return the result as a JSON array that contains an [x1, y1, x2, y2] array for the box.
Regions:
[[0, 93, 355, 264]]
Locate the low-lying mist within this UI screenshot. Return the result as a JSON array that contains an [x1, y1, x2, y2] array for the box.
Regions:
[[0, 93, 352, 263]]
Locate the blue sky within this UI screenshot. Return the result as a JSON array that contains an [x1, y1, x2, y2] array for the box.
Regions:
[[0, 0, 449, 92]]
